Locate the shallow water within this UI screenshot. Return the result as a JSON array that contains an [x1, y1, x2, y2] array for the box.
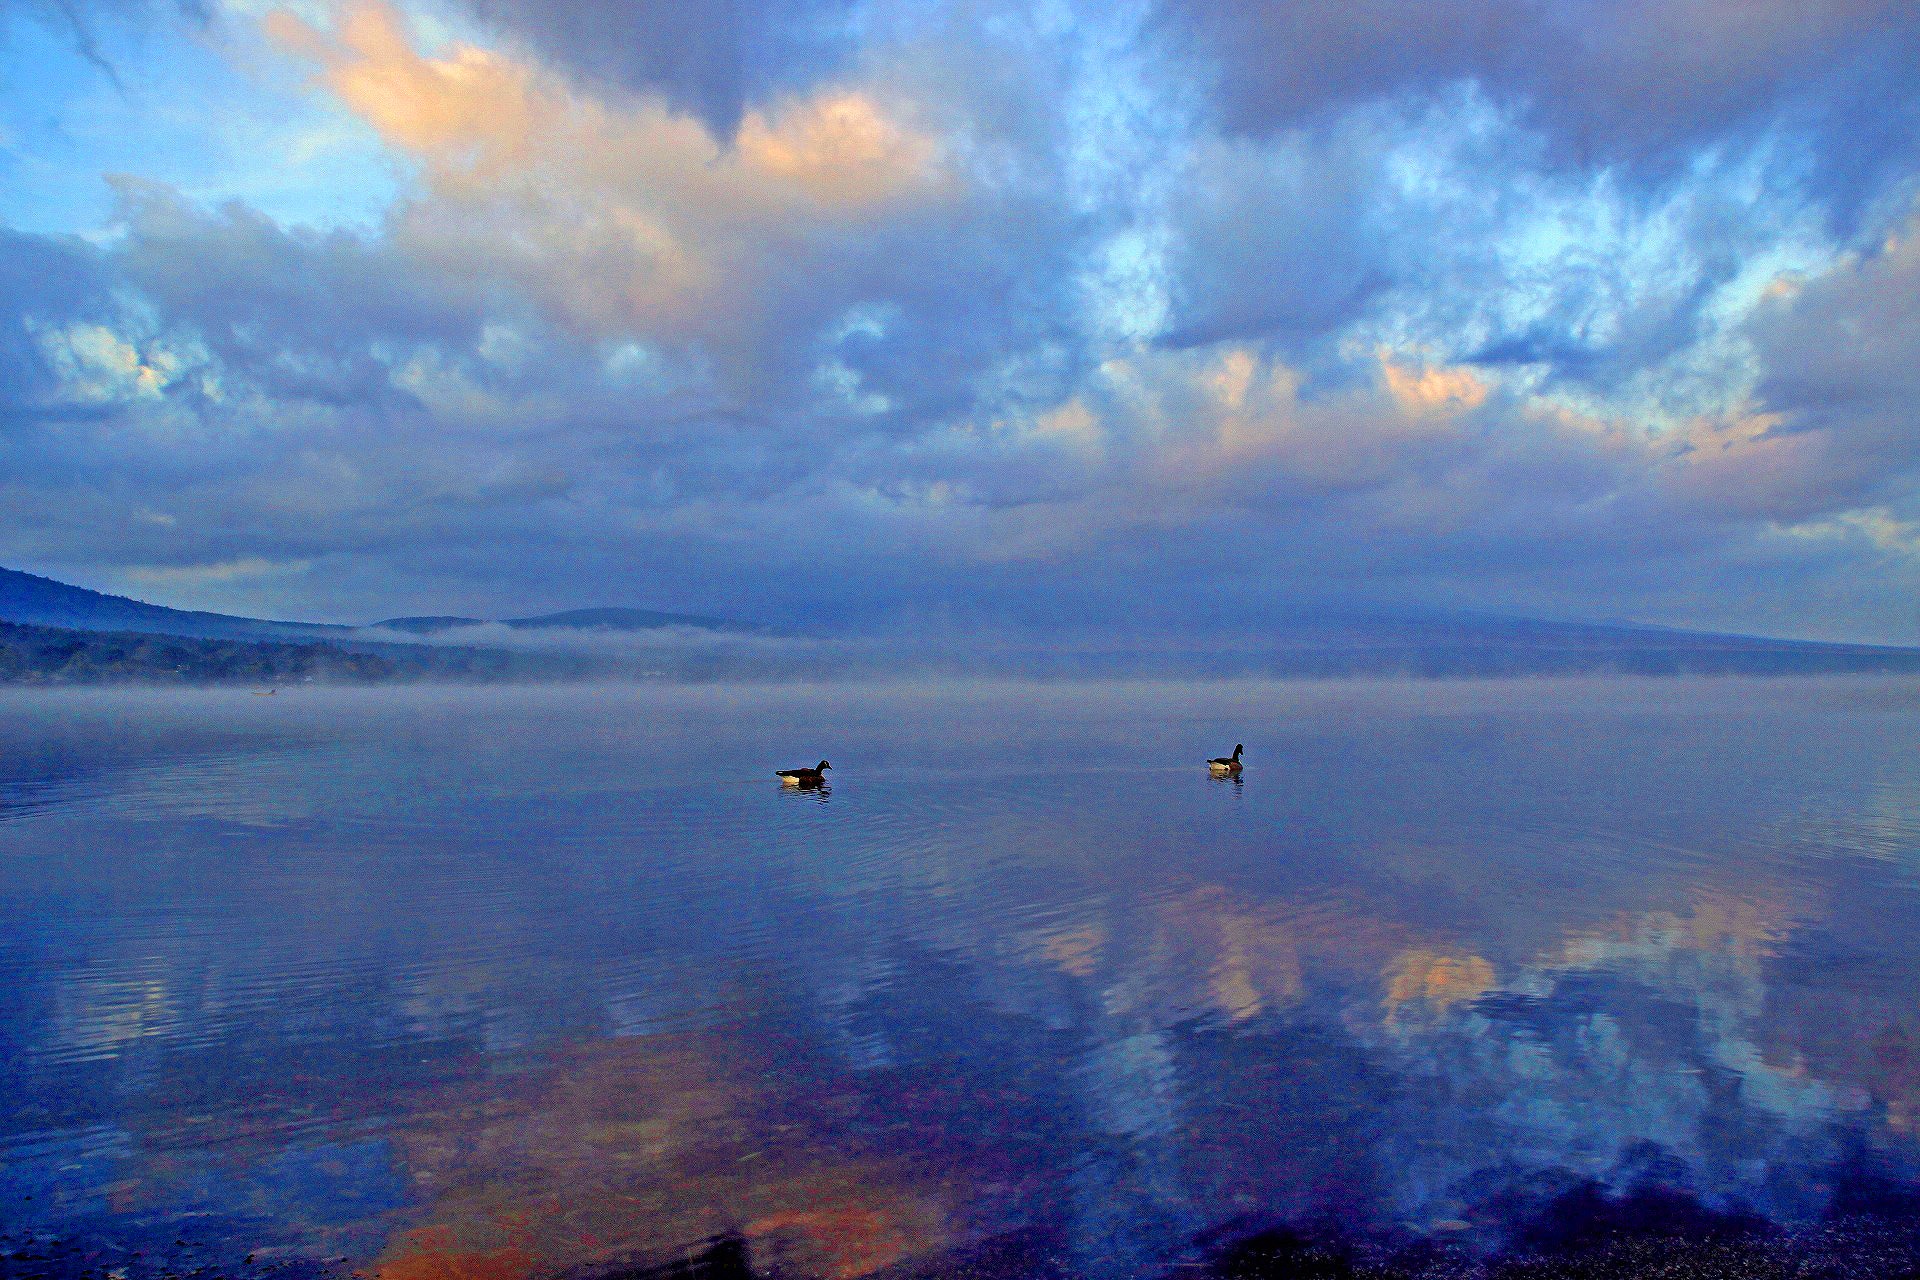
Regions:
[[3, 678, 1920, 1278]]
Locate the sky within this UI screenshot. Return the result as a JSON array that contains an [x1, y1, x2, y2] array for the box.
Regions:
[[1, 0, 1918, 641]]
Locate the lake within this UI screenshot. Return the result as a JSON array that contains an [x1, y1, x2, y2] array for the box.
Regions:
[[4, 678, 1920, 1278]]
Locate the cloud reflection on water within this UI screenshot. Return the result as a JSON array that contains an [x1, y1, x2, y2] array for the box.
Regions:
[[2, 680, 1920, 1278]]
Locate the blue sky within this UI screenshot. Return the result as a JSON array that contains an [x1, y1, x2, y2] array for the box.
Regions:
[[2, 0, 1918, 640]]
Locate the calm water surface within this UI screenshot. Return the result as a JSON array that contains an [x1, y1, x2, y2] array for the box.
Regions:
[[4, 678, 1920, 1278]]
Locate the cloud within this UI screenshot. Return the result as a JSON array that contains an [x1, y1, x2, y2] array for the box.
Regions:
[[451, 0, 860, 136], [0, 229, 110, 410], [3, 0, 1920, 640], [1162, 1, 1920, 189], [1753, 217, 1920, 435], [1155, 123, 1392, 350], [7, 0, 211, 88], [260, 1, 1077, 418]]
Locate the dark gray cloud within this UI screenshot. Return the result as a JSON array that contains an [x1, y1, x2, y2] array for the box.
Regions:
[[0, 228, 107, 410], [454, 0, 862, 134], [108, 180, 486, 408], [1161, 0, 1920, 178], [1157, 125, 1391, 351], [1739, 220, 1920, 521]]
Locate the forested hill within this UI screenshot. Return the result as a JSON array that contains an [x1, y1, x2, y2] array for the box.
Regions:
[[0, 567, 340, 641], [0, 566, 746, 640], [0, 620, 391, 685]]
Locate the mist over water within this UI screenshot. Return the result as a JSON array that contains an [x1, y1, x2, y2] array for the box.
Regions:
[[4, 678, 1920, 1278]]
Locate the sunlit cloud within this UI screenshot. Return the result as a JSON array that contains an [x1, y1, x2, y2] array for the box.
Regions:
[[1, 0, 1918, 638], [266, 1, 954, 356]]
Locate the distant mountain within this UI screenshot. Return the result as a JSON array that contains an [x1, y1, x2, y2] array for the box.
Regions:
[[364, 615, 473, 635], [373, 606, 745, 635], [0, 566, 748, 643], [0, 618, 629, 685], [0, 565, 767, 683], [6, 563, 1920, 682], [0, 567, 343, 642]]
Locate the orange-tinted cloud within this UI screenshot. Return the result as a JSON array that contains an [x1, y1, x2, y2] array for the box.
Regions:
[[266, 2, 952, 349]]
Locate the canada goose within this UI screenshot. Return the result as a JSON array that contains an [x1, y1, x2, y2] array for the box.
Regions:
[[1208, 744, 1244, 774], [776, 760, 831, 787]]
